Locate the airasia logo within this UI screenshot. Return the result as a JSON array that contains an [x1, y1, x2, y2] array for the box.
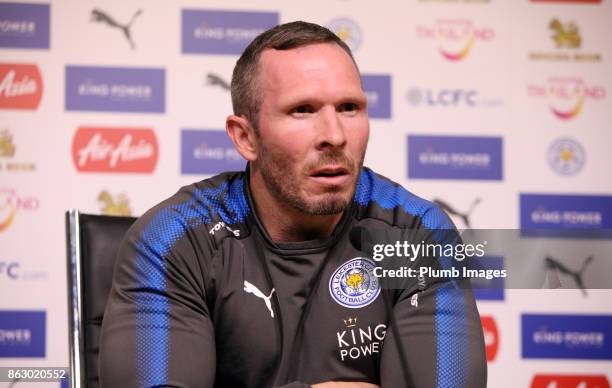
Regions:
[[0, 63, 43, 110], [72, 127, 158, 173], [531, 375, 610, 388], [481, 316, 499, 362]]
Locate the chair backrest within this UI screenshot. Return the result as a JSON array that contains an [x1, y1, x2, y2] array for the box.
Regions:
[[66, 210, 137, 388]]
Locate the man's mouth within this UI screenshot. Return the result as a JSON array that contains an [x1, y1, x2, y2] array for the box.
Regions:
[[311, 166, 349, 177], [309, 166, 351, 185]]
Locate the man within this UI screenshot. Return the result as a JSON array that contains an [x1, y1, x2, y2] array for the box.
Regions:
[[100, 21, 486, 388]]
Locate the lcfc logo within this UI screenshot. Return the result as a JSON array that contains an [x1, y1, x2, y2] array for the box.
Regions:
[[548, 138, 585, 175], [329, 258, 380, 308]]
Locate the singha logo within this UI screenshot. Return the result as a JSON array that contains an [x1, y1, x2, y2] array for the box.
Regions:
[[205, 73, 230, 91], [0, 130, 16, 158], [98, 190, 132, 216], [90, 9, 143, 49], [545, 255, 593, 296], [549, 19, 581, 49], [434, 197, 481, 229]]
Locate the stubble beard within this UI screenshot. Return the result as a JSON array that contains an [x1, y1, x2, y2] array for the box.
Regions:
[[258, 144, 364, 216]]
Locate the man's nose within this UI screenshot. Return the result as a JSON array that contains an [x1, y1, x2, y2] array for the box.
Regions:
[[316, 106, 347, 149]]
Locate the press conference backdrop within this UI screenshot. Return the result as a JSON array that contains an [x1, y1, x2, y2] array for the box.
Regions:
[[1, 1, 611, 387]]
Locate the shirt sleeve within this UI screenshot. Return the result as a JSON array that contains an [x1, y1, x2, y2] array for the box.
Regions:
[[99, 206, 217, 388], [379, 207, 488, 388]]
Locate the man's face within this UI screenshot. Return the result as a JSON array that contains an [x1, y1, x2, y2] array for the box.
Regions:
[[254, 42, 369, 215]]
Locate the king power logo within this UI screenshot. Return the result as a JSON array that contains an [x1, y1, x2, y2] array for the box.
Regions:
[[528, 77, 605, 120], [416, 19, 495, 62], [0, 63, 42, 110], [72, 127, 158, 173], [336, 317, 386, 362]]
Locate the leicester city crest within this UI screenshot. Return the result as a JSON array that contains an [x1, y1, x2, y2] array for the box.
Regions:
[[329, 258, 380, 308]]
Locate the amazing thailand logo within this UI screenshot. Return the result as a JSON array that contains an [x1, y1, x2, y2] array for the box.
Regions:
[[329, 258, 380, 308]]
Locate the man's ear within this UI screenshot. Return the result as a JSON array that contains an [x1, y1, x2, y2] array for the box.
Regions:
[[226, 114, 258, 161]]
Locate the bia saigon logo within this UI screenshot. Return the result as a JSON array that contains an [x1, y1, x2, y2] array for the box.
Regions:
[[0, 63, 42, 110], [416, 19, 494, 62], [329, 258, 380, 308], [72, 127, 158, 173], [528, 77, 605, 120], [547, 138, 585, 176], [98, 190, 132, 216], [0, 129, 35, 172], [529, 19, 601, 63], [0, 188, 39, 232], [481, 316, 499, 362]]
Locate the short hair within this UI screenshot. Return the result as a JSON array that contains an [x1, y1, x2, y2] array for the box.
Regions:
[[230, 20, 359, 129]]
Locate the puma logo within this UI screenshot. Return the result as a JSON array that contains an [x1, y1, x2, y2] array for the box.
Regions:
[[90, 8, 143, 49], [434, 197, 481, 229], [205, 73, 230, 91], [545, 255, 593, 296], [243, 280, 275, 318]]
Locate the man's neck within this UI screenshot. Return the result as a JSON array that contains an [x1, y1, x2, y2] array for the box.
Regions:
[[249, 171, 344, 243]]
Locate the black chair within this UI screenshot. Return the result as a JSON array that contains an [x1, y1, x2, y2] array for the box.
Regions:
[[65, 210, 137, 388]]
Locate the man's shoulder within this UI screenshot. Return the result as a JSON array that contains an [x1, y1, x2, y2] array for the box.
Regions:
[[353, 167, 454, 231], [130, 170, 251, 244]]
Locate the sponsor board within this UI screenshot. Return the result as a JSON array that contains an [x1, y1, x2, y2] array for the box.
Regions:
[[181, 129, 245, 175], [522, 314, 612, 360], [419, 0, 490, 2], [529, 18, 601, 63], [0, 310, 46, 358], [0, 2, 50, 49], [327, 18, 362, 52], [548, 138, 585, 176], [0, 260, 46, 281], [98, 190, 132, 216], [72, 127, 158, 173], [65, 65, 165, 113], [0, 188, 39, 232], [406, 87, 502, 108], [416, 19, 495, 62], [182, 9, 278, 55], [90, 8, 143, 50], [530, 0, 601, 3], [362, 74, 391, 119], [0, 63, 43, 110], [520, 194, 612, 237], [528, 77, 605, 120], [0, 129, 36, 172], [481, 316, 499, 361], [531, 374, 610, 388], [407, 135, 503, 180], [471, 256, 505, 301]]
